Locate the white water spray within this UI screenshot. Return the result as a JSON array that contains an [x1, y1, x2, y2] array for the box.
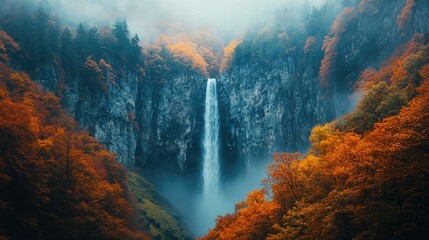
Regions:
[[202, 78, 220, 195]]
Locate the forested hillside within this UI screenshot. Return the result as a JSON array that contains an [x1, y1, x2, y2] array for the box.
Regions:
[[0, 30, 193, 240], [202, 34, 429, 240], [1, 0, 429, 238], [0, 43, 148, 239]]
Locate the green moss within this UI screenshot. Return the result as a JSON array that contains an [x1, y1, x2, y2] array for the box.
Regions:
[[127, 172, 194, 240]]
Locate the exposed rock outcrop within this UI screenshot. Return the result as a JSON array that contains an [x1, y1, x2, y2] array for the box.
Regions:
[[26, 0, 429, 183]]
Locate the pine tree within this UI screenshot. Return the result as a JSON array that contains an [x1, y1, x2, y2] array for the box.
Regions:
[[113, 18, 130, 49], [112, 18, 131, 65], [60, 27, 77, 76], [129, 34, 142, 66], [75, 23, 88, 63], [87, 26, 101, 60]]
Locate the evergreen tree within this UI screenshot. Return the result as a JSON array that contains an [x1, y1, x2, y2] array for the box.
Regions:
[[129, 34, 142, 66], [60, 27, 77, 76], [75, 23, 88, 63], [113, 18, 130, 48], [87, 26, 101, 60], [112, 18, 131, 64], [32, 6, 51, 64]]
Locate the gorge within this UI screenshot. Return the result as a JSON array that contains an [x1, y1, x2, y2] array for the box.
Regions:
[[1, 0, 429, 239]]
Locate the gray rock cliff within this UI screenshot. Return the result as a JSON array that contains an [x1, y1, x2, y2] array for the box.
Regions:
[[27, 0, 429, 181]]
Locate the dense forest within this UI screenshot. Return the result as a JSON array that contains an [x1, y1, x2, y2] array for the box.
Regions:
[[0, 45, 148, 239], [0, 2, 142, 91], [1, 0, 429, 239], [203, 33, 429, 240], [0, 3, 194, 239]]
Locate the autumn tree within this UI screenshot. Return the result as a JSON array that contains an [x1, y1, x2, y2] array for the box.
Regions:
[[319, 7, 356, 87], [80, 56, 108, 94], [203, 190, 279, 240], [397, 0, 416, 30], [203, 36, 429, 240], [220, 40, 240, 73], [0, 60, 149, 239], [167, 41, 209, 76]]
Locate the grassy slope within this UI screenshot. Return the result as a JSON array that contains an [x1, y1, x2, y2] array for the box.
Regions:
[[128, 172, 194, 240]]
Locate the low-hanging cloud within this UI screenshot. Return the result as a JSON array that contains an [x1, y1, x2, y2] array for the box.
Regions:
[[40, 0, 328, 39]]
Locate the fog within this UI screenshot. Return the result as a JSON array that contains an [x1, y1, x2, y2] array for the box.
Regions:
[[1, 0, 333, 236], [36, 0, 328, 39], [156, 158, 270, 237], [39, 0, 327, 236]]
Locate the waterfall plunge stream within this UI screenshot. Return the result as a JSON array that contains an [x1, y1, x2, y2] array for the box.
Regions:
[[202, 78, 220, 195], [162, 78, 266, 237]]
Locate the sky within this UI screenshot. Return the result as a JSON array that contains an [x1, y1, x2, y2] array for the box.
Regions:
[[46, 0, 328, 39]]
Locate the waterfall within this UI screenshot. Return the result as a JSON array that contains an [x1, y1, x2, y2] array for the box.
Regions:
[[202, 78, 220, 194]]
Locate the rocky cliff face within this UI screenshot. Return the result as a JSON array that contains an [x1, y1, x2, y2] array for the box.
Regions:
[[329, 0, 429, 94], [28, 0, 429, 181], [217, 0, 429, 178], [218, 58, 334, 176], [135, 71, 205, 177], [31, 64, 205, 175], [32, 65, 140, 166]]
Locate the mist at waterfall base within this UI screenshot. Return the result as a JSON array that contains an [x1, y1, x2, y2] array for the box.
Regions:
[[157, 156, 269, 237], [154, 79, 271, 237]]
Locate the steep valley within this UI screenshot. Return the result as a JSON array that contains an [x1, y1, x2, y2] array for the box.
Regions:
[[1, 0, 429, 239]]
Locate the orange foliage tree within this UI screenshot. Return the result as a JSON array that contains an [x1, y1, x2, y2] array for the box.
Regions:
[[158, 31, 223, 77], [303, 36, 316, 54], [319, 7, 356, 87], [167, 41, 209, 76], [0, 31, 19, 64], [202, 190, 279, 240], [220, 40, 240, 73], [0, 60, 149, 239], [397, 0, 416, 30], [203, 36, 429, 240], [81, 56, 108, 94]]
